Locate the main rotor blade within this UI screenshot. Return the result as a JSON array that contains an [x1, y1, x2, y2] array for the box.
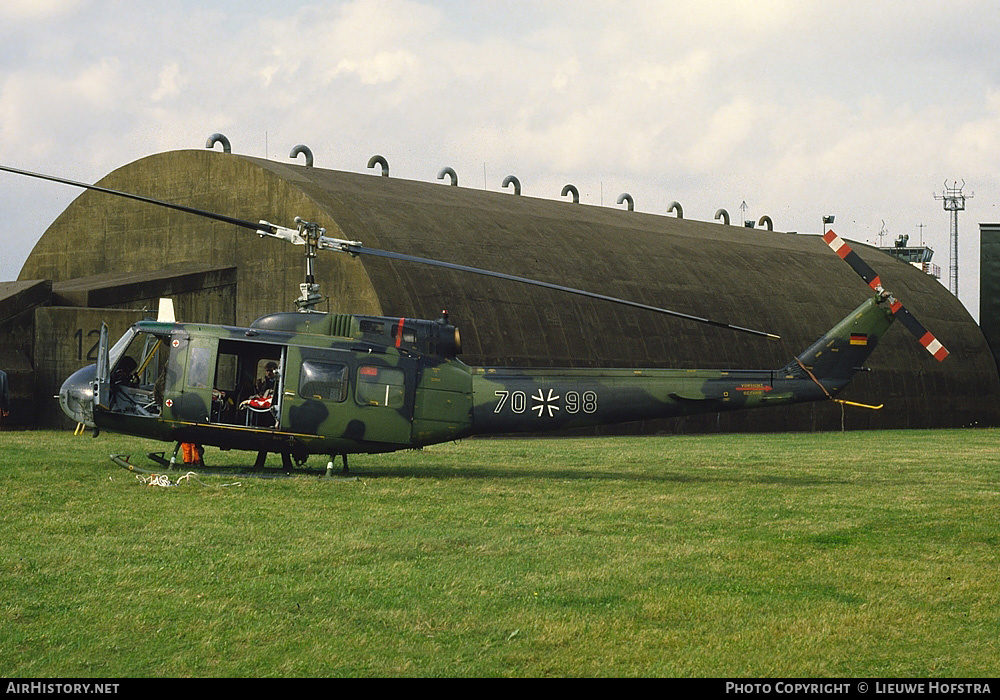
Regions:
[[3, 162, 779, 340], [0, 164, 272, 235], [344, 245, 780, 339]]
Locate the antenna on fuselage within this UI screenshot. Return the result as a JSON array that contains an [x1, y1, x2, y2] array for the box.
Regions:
[[157, 298, 176, 323]]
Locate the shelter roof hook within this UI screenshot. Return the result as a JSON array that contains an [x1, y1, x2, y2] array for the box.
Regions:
[[368, 155, 389, 176], [289, 145, 314, 167], [437, 167, 458, 186], [205, 133, 231, 153]]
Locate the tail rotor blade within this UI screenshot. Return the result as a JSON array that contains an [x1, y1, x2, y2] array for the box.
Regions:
[[889, 299, 950, 362], [822, 230, 883, 291]]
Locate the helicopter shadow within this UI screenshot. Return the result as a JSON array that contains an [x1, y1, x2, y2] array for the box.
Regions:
[[342, 463, 854, 487]]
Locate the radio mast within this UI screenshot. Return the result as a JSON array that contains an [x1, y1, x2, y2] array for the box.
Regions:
[[935, 180, 972, 297]]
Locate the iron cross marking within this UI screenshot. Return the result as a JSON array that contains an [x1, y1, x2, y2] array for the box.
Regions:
[[531, 389, 561, 417]]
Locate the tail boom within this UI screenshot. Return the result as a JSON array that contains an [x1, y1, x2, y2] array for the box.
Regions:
[[469, 296, 895, 435]]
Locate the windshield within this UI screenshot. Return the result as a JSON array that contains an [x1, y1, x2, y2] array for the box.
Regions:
[[112, 330, 170, 386]]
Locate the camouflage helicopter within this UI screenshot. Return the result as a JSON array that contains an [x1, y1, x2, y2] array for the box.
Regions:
[[1, 164, 948, 475]]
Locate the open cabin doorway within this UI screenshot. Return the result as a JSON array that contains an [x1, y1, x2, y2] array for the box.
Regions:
[[211, 338, 284, 428]]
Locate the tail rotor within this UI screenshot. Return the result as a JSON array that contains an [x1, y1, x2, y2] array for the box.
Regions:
[[822, 230, 949, 362]]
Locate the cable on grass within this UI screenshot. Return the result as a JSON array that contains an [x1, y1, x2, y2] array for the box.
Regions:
[[135, 471, 241, 488], [137, 473, 173, 488]]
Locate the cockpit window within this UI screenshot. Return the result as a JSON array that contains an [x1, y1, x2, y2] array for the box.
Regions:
[[356, 366, 405, 408], [111, 331, 169, 388], [107, 330, 171, 417]]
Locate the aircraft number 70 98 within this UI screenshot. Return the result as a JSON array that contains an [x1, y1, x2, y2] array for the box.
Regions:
[[494, 389, 598, 417]]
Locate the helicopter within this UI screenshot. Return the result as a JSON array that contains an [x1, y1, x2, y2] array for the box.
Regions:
[[0, 164, 948, 475]]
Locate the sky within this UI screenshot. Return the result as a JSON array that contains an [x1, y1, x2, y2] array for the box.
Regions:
[[1, 0, 998, 319]]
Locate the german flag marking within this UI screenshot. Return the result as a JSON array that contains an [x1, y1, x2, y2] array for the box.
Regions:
[[850, 334, 868, 346]]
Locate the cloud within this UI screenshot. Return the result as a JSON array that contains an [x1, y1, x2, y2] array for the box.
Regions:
[[0, 0, 84, 21], [0, 57, 130, 171], [328, 50, 419, 85], [151, 63, 184, 102], [253, 0, 440, 89]]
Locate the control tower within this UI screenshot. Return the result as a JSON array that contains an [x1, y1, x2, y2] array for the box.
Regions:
[[878, 234, 941, 279]]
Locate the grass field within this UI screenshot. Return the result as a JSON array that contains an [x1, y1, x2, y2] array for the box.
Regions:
[[1, 428, 998, 677]]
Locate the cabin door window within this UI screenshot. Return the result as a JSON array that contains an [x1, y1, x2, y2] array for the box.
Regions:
[[185, 341, 214, 390], [356, 366, 405, 408], [299, 361, 349, 402]]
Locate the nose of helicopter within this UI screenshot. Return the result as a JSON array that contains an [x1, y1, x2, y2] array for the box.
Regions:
[[59, 364, 97, 427]]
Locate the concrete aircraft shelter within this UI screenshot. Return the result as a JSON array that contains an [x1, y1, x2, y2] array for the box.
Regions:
[[5, 148, 1000, 432]]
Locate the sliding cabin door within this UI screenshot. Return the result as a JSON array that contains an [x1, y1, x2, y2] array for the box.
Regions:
[[280, 346, 414, 446]]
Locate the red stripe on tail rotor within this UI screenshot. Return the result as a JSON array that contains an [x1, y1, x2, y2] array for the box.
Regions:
[[896, 307, 950, 362], [824, 230, 880, 285], [823, 230, 851, 258]]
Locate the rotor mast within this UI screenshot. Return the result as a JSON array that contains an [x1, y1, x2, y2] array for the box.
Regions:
[[295, 217, 324, 312], [254, 217, 362, 313]]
